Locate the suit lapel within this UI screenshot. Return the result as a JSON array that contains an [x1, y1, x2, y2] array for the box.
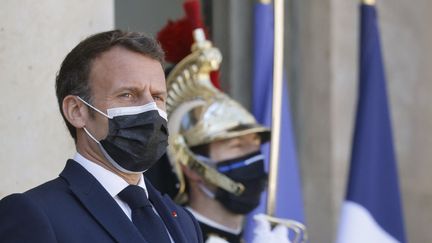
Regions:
[[145, 178, 188, 243], [60, 160, 147, 243]]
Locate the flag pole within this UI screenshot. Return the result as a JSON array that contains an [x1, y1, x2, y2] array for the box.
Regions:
[[362, 0, 376, 5], [266, 0, 284, 216]]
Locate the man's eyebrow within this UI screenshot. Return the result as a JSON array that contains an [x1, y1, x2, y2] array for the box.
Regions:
[[112, 86, 139, 93], [152, 91, 167, 97], [111, 86, 166, 95]]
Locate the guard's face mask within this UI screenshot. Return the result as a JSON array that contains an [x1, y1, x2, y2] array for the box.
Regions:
[[77, 97, 168, 174], [211, 151, 268, 214]]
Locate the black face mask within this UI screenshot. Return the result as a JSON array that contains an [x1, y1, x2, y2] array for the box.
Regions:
[[215, 152, 267, 214], [78, 97, 168, 173]]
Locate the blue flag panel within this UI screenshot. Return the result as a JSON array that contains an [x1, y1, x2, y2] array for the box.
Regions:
[[338, 3, 407, 243]]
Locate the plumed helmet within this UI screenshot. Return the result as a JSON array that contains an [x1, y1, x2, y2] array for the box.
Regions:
[[163, 29, 269, 203], [166, 30, 270, 148]]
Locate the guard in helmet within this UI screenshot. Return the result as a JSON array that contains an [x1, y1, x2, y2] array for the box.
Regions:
[[146, 27, 290, 243], [146, 1, 295, 242]]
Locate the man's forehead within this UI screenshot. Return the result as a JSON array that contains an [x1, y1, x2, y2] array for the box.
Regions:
[[90, 47, 162, 72], [88, 47, 166, 91]]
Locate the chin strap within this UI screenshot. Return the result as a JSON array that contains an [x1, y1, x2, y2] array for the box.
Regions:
[[167, 134, 245, 203]]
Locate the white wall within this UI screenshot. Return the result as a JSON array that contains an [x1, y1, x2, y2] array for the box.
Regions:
[[0, 0, 114, 197]]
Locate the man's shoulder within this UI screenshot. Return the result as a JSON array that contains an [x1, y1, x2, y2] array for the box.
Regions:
[[0, 192, 58, 242], [22, 159, 91, 201], [0, 176, 68, 212], [0, 177, 67, 230], [0, 157, 74, 208], [25, 176, 68, 198]]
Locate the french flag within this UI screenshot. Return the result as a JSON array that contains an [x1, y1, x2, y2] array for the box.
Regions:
[[336, 2, 407, 243]]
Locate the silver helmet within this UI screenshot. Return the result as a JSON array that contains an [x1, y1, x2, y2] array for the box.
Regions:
[[165, 29, 270, 203]]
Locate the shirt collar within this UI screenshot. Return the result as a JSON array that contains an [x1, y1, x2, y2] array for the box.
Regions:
[[73, 152, 148, 198], [186, 207, 242, 234]]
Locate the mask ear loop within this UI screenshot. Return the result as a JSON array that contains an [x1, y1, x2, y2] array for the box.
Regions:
[[193, 154, 220, 199], [198, 183, 216, 199], [82, 127, 101, 144], [76, 96, 112, 119], [194, 154, 217, 169], [76, 96, 110, 144]]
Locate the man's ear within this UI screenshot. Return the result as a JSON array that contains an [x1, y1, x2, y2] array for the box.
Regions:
[[181, 164, 203, 182], [62, 95, 87, 129]]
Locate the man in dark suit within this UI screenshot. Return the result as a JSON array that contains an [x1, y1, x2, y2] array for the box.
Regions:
[[0, 30, 203, 243]]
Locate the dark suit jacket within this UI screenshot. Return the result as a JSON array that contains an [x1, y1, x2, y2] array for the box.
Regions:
[[0, 160, 203, 243]]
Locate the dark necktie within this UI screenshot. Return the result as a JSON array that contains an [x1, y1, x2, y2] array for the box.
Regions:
[[118, 185, 171, 243]]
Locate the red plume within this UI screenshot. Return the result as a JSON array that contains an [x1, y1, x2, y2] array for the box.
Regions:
[[157, 18, 194, 64], [184, 0, 205, 29], [157, 0, 221, 89]]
